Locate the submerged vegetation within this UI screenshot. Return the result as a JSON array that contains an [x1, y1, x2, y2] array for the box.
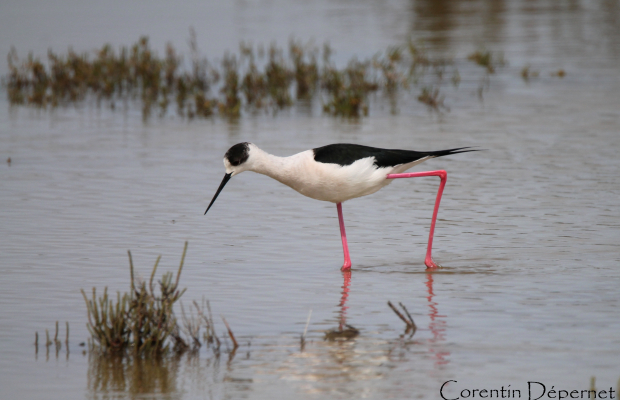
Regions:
[[3, 34, 516, 118]]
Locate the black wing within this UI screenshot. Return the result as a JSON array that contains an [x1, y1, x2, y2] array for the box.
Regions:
[[312, 143, 476, 168]]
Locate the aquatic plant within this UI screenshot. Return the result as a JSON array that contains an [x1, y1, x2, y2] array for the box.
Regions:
[[81, 243, 188, 354], [387, 301, 416, 336], [35, 321, 69, 359], [264, 44, 294, 108], [219, 53, 241, 117], [551, 69, 566, 78], [290, 40, 319, 99], [467, 49, 506, 74], [4, 36, 513, 119], [322, 59, 378, 117], [417, 86, 448, 112], [324, 324, 360, 341], [80, 242, 236, 355], [374, 46, 407, 91], [520, 65, 539, 81], [82, 287, 132, 352], [239, 43, 267, 108]]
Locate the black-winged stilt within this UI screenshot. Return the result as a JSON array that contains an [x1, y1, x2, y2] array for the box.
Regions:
[[205, 142, 475, 270]]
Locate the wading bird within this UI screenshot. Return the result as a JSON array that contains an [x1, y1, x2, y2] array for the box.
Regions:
[[205, 142, 475, 270]]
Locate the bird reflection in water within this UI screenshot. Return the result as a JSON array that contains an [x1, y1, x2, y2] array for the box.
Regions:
[[324, 269, 360, 341], [426, 273, 450, 366], [322, 268, 451, 369]]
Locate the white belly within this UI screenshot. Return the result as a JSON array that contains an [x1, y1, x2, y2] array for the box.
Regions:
[[279, 155, 394, 203]]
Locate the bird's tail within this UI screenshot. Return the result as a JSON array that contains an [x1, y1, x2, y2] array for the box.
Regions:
[[426, 147, 479, 158]]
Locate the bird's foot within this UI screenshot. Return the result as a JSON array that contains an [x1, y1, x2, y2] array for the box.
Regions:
[[341, 259, 352, 271], [425, 257, 442, 269]]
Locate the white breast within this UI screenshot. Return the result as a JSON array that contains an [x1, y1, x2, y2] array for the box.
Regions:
[[269, 152, 393, 203]]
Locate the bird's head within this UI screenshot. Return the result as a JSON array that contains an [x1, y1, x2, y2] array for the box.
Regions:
[[205, 142, 252, 215], [223, 142, 252, 177]]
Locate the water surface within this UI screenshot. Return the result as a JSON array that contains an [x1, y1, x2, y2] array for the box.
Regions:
[[1, 1, 619, 399]]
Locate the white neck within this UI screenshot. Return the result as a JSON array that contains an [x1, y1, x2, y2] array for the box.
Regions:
[[247, 146, 305, 188]]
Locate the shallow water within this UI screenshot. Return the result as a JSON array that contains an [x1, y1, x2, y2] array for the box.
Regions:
[[1, 1, 620, 399]]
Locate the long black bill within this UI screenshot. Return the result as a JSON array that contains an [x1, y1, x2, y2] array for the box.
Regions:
[[205, 172, 232, 215]]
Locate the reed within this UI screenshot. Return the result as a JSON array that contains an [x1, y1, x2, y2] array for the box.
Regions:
[[322, 59, 378, 117], [417, 86, 448, 112], [219, 53, 241, 117], [239, 43, 267, 108], [79, 242, 237, 357], [4, 36, 516, 118], [467, 49, 506, 74], [81, 242, 188, 354], [290, 40, 319, 99], [264, 44, 293, 108], [388, 301, 416, 335], [221, 316, 238, 350]]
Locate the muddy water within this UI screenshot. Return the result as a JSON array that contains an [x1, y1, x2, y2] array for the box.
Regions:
[[1, 1, 620, 399]]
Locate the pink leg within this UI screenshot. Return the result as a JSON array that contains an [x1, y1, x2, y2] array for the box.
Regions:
[[337, 202, 352, 270], [339, 269, 352, 330], [386, 170, 447, 269]]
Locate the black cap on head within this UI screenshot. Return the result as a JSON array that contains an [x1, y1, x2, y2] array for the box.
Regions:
[[225, 142, 250, 166]]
